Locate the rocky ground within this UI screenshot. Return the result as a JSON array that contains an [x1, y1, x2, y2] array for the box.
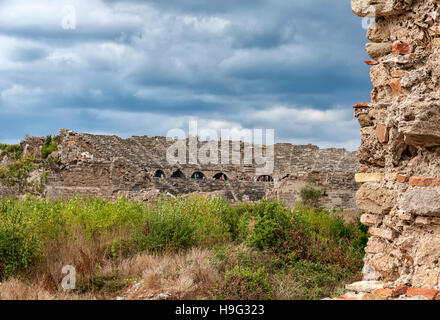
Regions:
[[328, 280, 440, 300]]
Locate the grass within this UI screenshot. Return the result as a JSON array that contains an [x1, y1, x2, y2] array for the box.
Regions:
[[0, 195, 368, 300]]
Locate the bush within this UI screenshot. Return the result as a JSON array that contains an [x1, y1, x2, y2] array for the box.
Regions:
[[41, 135, 58, 159], [0, 156, 40, 193], [218, 202, 253, 242], [213, 265, 273, 300], [133, 195, 235, 253], [284, 260, 356, 300], [247, 200, 292, 251], [300, 183, 322, 207], [134, 208, 197, 253], [0, 144, 23, 159], [0, 209, 41, 279]]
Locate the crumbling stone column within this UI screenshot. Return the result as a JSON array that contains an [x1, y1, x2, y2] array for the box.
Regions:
[[352, 0, 440, 289]]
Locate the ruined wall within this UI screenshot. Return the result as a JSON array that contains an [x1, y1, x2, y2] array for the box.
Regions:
[[352, 0, 440, 289], [5, 129, 359, 210]]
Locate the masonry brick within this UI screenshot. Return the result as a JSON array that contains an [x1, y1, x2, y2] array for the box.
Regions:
[[373, 289, 393, 297], [409, 177, 440, 187], [392, 42, 410, 55], [406, 288, 439, 300], [375, 124, 388, 143], [389, 78, 404, 96], [352, 102, 370, 108]]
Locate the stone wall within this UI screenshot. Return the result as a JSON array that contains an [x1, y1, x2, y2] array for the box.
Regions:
[[2, 129, 360, 210], [352, 0, 440, 290]]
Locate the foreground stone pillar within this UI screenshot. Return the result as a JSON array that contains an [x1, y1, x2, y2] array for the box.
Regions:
[[352, 0, 440, 289]]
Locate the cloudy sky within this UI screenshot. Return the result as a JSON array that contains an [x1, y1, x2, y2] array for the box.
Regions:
[[0, 0, 371, 150]]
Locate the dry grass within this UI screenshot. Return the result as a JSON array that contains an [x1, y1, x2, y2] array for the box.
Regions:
[[0, 248, 220, 300], [0, 278, 98, 300], [122, 248, 220, 300]]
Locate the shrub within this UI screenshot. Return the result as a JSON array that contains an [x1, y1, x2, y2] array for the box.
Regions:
[[218, 202, 253, 242], [41, 135, 58, 159], [300, 183, 322, 207], [0, 144, 23, 159], [247, 200, 292, 251], [134, 209, 197, 253], [0, 156, 40, 193], [213, 265, 273, 300], [283, 260, 356, 300], [0, 210, 41, 279]]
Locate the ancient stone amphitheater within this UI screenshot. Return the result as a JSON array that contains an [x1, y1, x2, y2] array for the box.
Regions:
[[0, 129, 359, 211]]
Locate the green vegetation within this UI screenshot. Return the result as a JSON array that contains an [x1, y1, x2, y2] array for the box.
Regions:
[[41, 135, 58, 159], [300, 183, 323, 207], [0, 143, 23, 160], [0, 156, 47, 194], [0, 195, 368, 299]]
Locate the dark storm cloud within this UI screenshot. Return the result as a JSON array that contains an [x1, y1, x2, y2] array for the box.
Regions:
[[0, 0, 370, 150]]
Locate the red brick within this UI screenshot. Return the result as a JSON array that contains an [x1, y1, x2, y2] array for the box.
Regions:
[[364, 60, 378, 65], [353, 102, 370, 109], [393, 285, 408, 297], [409, 177, 440, 187], [395, 174, 409, 183], [389, 78, 404, 96], [392, 42, 410, 55], [360, 167, 368, 173], [373, 289, 393, 297], [375, 124, 388, 143], [406, 287, 439, 300]]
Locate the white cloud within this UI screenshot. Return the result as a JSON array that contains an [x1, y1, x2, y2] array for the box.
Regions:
[[0, 0, 369, 150]]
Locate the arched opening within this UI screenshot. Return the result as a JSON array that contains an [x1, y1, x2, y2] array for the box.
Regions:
[[213, 173, 228, 181], [257, 175, 273, 182], [154, 170, 165, 178], [171, 170, 185, 179], [191, 172, 205, 180]]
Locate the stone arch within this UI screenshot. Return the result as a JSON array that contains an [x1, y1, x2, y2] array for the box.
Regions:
[[171, 170, 185, 179], [213, 172, 228, 181], [191, 171, 205, 180], [154, 170, 165, 178], [258, 175, 273, 182]]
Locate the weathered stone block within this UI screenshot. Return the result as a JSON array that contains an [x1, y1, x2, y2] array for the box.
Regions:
[[369, 227, 397, 240], [370, 64, 390, 88], [345, 281, 387, 292], [356, 184, 393, 214], [399, 187, 440, 216], [355, 173, 385, 183], [351, 0, 413, 17], [361, 213, 382, 226], [366, 42, 392, 59], [415, 217, 430, 225], [399, 102, 440, 147], [365, 236, 387, 254]]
